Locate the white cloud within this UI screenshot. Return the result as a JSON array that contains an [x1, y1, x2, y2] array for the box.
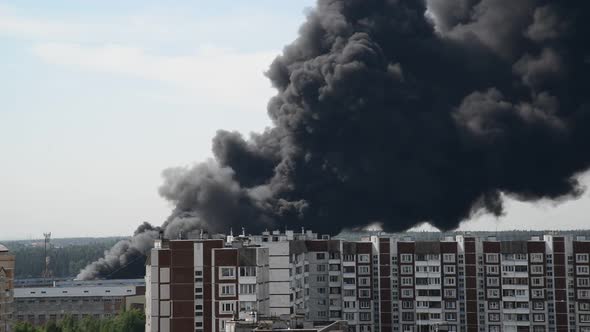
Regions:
[[32, 42, 279, 111]]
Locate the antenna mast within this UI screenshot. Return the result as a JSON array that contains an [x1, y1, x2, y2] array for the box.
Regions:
[[42, 232, 53, 278]]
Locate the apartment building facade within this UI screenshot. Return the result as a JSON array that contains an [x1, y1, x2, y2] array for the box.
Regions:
[[373, 233, 590, 332], [0, 245, 15, 332], [145, 238, 270, 332], [146, 231, 376, 332], [146, 231, 590, 332]]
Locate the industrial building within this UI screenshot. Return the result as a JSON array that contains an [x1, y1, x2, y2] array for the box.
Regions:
[[0, 244, 15, 332], [146, 230, 590, 332], [13, 278, 145, 326]]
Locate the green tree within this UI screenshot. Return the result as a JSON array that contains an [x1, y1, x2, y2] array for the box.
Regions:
[[13, 322, 41, 332], [112, 309, 145, 332]]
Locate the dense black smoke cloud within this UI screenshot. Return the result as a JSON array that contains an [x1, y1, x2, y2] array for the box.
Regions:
[[78, 0, 590, 279]]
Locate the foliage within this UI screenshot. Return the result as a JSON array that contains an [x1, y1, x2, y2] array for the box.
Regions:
[[4, 238, 125, 278], [13, 309, 145, 332]]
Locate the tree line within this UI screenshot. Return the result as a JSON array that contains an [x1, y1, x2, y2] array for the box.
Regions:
[[4, 238, 124, 278]]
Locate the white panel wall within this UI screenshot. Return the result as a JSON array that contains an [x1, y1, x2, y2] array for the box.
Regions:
[[159, 318, 170, 332], [194, 242, 203, 266], [269, 269, 289, 281], [160, 267, 170, 284], [160, 284, 170, 300], [160, 301, 171, 316]]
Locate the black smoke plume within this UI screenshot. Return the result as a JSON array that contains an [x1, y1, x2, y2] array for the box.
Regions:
[[78, 0, 590, 279]]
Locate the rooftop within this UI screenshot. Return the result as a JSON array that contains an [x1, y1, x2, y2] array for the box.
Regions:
[[0, 244, 9, 252]]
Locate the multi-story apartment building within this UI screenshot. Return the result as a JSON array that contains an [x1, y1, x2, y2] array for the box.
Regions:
[[146, 231, 376, 332], [145, 238, 270, 332], [146, 230, 590, 332], [13, 278, 145, 326], [0, 244, 15, 332], [373, 232, 590, 332]]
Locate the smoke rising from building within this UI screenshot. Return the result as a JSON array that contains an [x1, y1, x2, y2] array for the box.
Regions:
[[78, 0, 590, 279]]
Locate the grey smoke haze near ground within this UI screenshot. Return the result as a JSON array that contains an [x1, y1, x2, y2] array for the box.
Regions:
[[77, 0, 590, 279]]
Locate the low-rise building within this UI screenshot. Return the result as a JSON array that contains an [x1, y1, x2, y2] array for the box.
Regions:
[[13, 278, 145, 326]]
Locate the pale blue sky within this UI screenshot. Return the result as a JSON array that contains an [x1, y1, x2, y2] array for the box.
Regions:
[[1, 0, 589, 240]]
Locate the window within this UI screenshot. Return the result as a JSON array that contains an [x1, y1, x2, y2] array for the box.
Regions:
[[358, 277, 370, 286], [344, 313, 355, 321], [343, 254, 354, 262], [580, 314, 590, 323], [400, 254, 413, 263], [531, 265, 543, 274], [358, 254, 370, 263], [344, 301, 356, 309], [360, 301, 371, 309], [402, 301, 413, 309], [219, 267, 236, 279], [530, 253, 544, 263], [219, 284, 236, 297], [489, 326, 500, 332], [444, 277, 456, 286], [219, 319, 229, 331], [344, 289, 355, 297], [445, 312, 457, 321], [360, 312, 371, 321], [317, 275, 326, 282], [317, 253, 325, 260], [330, 275, 339, 283], [487, 277, 499, 287], [488, 313, 500, 322], [488, 301, 499, 310], [402, 312, 414, 321], [317, 264, 327, 272], [578, 266, 590, 275], [579, 278, 590, 287], [401, 289, 413, 299], [445, 301, 456, 309], [359, 289, 371, 298], [533, 314, 545, 322], [533, 301, 544, 310], [343, 278, 355, 285], [577, 254, 589, 263], [531, 289, 544, 299], [358, 266, 370, 275], [531, 277, 544, 287], [486, 265, 499, 274], [343, 266, 355, 274], [444, 265, 456, 274], [486, 254, 499, 263], [401, 265, 413, 275], [220, 301, 235, 314], [579, 290, 590, 299], [487, 289, 499, 298], [239, 266, 256, 277], [401, 277, 413, 286], [239, 284, 256, 295], [443, 254, 456, 263]]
